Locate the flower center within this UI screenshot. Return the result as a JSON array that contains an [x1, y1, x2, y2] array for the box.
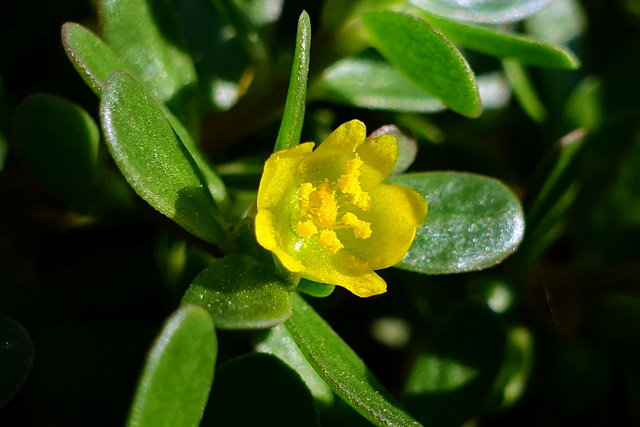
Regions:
[[295, 154, 372, 253]]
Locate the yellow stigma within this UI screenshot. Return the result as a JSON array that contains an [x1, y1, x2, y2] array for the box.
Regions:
[[296, 154, 372, 252], [296, 220, 318, 237]]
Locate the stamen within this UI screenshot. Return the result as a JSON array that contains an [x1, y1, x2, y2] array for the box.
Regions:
[[318, 229, 344, 253], [295, 154, 373, 252], [342, 212, 372, 239]]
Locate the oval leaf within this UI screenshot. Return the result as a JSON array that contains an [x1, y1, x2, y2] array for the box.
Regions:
[[100, 71, 230, 246], [0, 314, 34, 408], [127, 305, 216, 427], [315, 54, 446, 113], [100, 0, 197, 107], [200, 353, 318, 427], [418, 11, 580, 70], [363, 11, 481, 117], [389, 172, 524, 274], [16, 94, 98, 213], [403, 301, 506, 426], [15, 93, 129, 215], [63, 23, 229, 207], [411, 0, 552, 23], [182, 255, 292, 329], [285, 293, 421, 426], [62, 22, 131, 94]]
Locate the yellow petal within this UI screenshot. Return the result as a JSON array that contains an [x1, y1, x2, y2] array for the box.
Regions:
[[356, 134, 398, 190], [298, 250, 387, 297], [257, 142, 315, 210], [255, 210, 305, 272], [344, 183, 427, 270]]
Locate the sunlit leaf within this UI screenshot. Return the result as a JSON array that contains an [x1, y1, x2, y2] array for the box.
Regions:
[[411, 0, 552, 23], [100, 71, 231, 247], [363, 11, 481, 117], [274, 11, 311, 152], [389, 172, 525, 274], [182, 255, 292, 329]]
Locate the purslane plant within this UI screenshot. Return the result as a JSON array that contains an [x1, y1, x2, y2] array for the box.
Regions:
[[256, 119, 427, 297], [11, 0, 583, 425]]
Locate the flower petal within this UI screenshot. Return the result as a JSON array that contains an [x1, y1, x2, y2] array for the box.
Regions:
[[357, 134, 398, 189], [255, 210, 305, 272], [257, 142, 315, 210], [298, 251, 387, 297], [344, 183, 427, 270]]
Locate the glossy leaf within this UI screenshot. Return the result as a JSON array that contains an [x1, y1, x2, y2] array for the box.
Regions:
[[314, 54, 445, 113], [100, 71, 231, 247], [389, 172, 525, 274], [182, 255, 292, 329], [201, 353, 318, 427], [363, 11, 481, 117], [274, 11, 311, 152], [62, 22, 228, 206], [403, 301, 506, 427], [418, 11, 580, 69], [100, 0, 198, 123], [127, 305, 216, 427], [62, 22, 131, 94], [16, 93, 130, 214], [411, 0, 552, 23], [285, 293, 421, 426], [0, 314, 34, 408]]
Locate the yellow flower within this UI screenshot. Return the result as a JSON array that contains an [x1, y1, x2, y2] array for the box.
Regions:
[[255, 120, 427, 297]]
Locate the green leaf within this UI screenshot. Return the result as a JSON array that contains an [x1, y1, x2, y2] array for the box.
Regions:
[[285, 293, 421, 427], [200, 353, 318, 427], [62, 22, 132, 95], [256, 324, 334, 406], [313, 53, 445, 113], [389, 172, 525, 274], [100, 71, 231, 247], [182, 255, 292, 329], [16, 93, 130, 214], [417, 11, 580, 70], [363, 11, 481, 117], [127, 305, 216, 427], [100, 0, 198, 126], [411, 0, 551, 23], [0, 313, 34, 408], [62, 22, 229, 207], [502, 60, 547, 122], [403, 301, 506, 427], [274, 11, 311, 152]]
